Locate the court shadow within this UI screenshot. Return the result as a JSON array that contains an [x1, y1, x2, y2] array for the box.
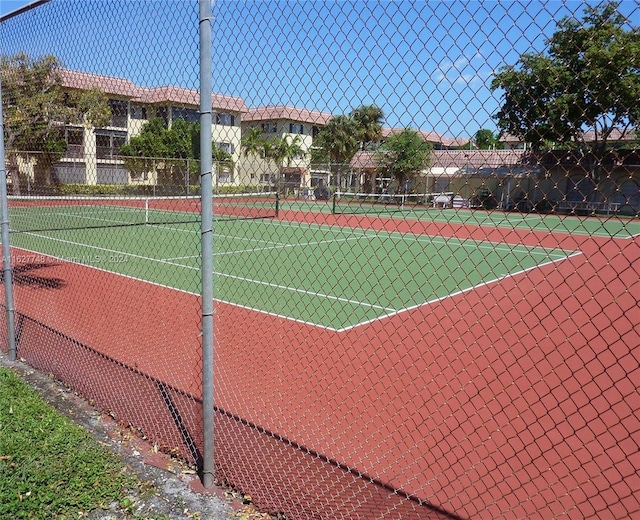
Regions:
[[0, 263, 66, 290]]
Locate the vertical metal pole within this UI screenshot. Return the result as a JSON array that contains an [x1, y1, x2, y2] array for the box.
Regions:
[[0, 77, 17, 361], [199, 0, 215, 489]]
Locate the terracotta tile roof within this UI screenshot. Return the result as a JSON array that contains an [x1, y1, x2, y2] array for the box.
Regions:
[[59, 69, 247, 113], [244, 106, 333, 125], [430, 149, 527, 168], [350, 149, 528, 170], [59, 69, 141, 98], [138, 85, 197, 105], [499, 133, 522, 144], [444, 136, 472, 148], [501, 129, 638, 145], [211, 93, 247, 113], [582, 128, 638, 142], [350, 151, 377, 170], [381, 128, 469, 148], [139, 86, 247, 112]]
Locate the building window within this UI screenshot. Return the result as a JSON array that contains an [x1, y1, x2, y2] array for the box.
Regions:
[[130, 104, 147, 119], [261, 122, 277, 133], [95, 130, 127, 159], [157, 107, 169, 126], [260, 173, 275, 184], [289, 123, 304, 134], [312, 125, 320, 138], [216, 112, 235, 126], [216, 142, 235, 154], [108, 99, 128, 128], [172, 106, 199, 123], [64, 127, 84, 158], [218, 169, 233, 183]]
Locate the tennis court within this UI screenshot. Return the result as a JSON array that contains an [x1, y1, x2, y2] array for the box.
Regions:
[[2, 193, 637, 520], [284, 195, 640, 239], [4, 195, 576, 331]]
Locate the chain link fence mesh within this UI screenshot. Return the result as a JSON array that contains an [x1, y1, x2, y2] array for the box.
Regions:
[[1, 1, 638, 519]]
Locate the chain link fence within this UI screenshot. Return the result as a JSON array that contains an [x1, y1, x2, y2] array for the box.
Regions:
[[1, 1, 638, 519]]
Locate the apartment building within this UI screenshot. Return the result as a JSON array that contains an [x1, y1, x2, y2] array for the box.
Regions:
[[54, 69, 247, 186], [239, 106, 333, 190], [26, 70, 637, 214]]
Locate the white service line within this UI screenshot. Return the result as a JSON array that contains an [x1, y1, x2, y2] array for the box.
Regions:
[[215, 271, 395, 313], [17, 231, 391, 314]]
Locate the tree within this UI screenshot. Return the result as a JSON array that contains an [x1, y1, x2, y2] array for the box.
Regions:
[[374, 129, 432, 192], [308, 144, 330, 166], [1, 52, 110, 193], [350, 104, 384, 151], [120, 119, 218, 188], [491, 1, 640, 159], [314, 115, 359, 164], [119, 118, 170, 159], [313, 115, 359, 190], [240, 126, 269, 183], [163, 118, 197, 159], [211, 143, 234, 186], [240, 126, 266, 159], [473, 129, 501, 150], [264, 135, 305, 189]]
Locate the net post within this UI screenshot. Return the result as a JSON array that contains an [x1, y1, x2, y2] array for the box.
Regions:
[[275, 191, 279, 218], [332, 191, 337, 215], [199, 0, 215, 490], [0, 77, 17, 362]]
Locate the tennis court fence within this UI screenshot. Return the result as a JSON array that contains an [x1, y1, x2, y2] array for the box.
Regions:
[[1, 1, 639, 519]]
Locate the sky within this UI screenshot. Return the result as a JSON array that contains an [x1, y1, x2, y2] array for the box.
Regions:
[[1, 1, 639, 139], [0, 0, 33, 16]]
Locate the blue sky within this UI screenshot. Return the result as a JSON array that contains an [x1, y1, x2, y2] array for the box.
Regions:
[[2, 1, 639, 139], [0, 0, 33, 16]]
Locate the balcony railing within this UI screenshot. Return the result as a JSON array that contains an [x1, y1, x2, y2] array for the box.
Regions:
[[64, 144, 84, 159]]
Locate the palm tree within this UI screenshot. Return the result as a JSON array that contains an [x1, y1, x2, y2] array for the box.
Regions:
[[265, 135, 305, 191], [212, 143, 234, 187], [314, 115, 359, 190], [240, 126, 273, 187], [315, 116, 359, 163], [350, 104, 384, 151], [240, 126, 266, 158]]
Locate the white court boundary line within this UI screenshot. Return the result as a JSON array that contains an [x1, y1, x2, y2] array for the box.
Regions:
[[336, 207, 640, 239], [8, 226, 580, 332], [333, 251, 583, 333], [150, 217, 571, 260], [12, 231, 394, 318]]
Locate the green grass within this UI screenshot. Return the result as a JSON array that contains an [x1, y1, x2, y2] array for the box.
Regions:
[[0, 367, 139, 519]]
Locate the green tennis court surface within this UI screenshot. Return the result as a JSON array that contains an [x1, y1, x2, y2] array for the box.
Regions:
[[284, 198, 640, 238], [5, 203, 576, 331]]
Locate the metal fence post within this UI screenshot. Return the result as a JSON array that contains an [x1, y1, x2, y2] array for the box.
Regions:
[[199, 0, 215, 489], [0, 78, 17, 362]]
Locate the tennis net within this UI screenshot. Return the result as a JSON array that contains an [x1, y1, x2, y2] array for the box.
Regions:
[[7, 192, 279, 232], [331, 191, 430, 215]]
